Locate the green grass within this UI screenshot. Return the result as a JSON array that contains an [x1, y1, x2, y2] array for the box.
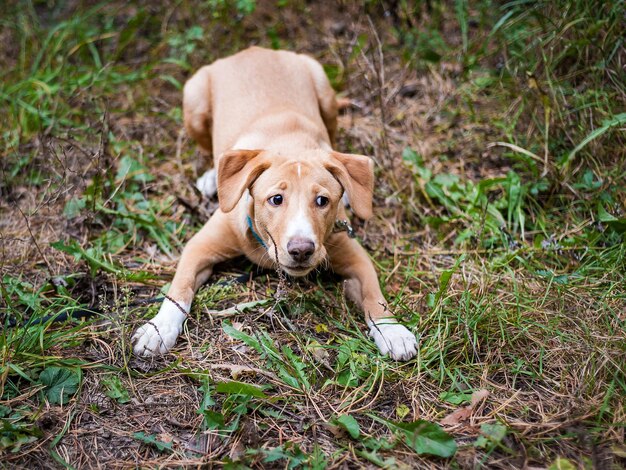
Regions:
[[1, 0, 625, 468]]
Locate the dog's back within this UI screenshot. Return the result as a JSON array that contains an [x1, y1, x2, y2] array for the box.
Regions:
[[184, 47, 335, 156]]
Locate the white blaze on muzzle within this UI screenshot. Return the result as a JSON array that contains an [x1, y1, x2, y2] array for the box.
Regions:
[[284, 200, 316, 246]]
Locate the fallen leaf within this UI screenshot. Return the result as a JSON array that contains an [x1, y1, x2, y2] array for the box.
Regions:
[[158, 433, 174, 444], [229, 441, 245, 461], [315, 323, 329, 333], [307, 340, 330, 363], [441, 389, 489, 426], [207, 363, 275, 380]]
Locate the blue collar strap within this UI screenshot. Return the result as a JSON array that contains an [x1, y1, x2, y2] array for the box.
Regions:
[[246, 215, 267, 248]]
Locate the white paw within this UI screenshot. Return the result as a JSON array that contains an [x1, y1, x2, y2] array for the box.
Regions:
[[132, 299, 189, 357], [196, 168, 217, 198], [368, 320, 418, 361]]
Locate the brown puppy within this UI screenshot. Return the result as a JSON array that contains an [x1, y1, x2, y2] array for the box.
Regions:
[[132, 47, 417, 360]]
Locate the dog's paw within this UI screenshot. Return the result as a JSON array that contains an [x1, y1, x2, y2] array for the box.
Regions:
[[132, 299, 189, 357], [368, 320, 418, 361], [196, 168, 217, 198]]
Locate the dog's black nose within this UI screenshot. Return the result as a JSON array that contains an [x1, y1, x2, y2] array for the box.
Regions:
[[287, 238, 315, 262]]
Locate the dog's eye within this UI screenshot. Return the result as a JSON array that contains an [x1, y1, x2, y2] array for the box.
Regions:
[[315, 196, 329, 207], [268, 195, 283, 206]]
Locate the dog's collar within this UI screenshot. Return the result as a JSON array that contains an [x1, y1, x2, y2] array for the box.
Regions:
[[246, 215, 267, 248], [333, 219, 356, 238]]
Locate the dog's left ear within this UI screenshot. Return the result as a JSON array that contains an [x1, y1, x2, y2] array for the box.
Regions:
[[217, 149, 268, 213], [326, 152, 374, 219]]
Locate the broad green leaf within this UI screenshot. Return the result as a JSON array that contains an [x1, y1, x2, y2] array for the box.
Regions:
[[597, 203, 619, 222], [334, 414, 360, 439], [597, 203, 626, 233], [215, 380, 267, 398], [396, 420, 457, 457], [116, 155, 153, 183], [39, 367, 81, 405], [201, 410, 225, 430], [474, 423, 508, 449], [370, 414, 455, 457], [439, 390, 474, 405]]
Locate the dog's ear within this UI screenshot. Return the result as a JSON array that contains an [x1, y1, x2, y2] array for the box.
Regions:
[[326, 152, 374, 219], [217, 149, 268, 213]]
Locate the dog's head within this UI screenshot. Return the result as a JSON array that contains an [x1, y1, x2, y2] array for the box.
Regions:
[[217, 149, 374, 276]]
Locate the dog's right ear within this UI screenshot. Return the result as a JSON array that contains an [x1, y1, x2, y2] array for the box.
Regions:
[[217, 149, 268, 213], [325, 152, 374, 220]]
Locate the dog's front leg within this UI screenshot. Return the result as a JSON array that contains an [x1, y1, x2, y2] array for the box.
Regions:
[[132, 211, 240, 356], [328, 234, 418, 361]]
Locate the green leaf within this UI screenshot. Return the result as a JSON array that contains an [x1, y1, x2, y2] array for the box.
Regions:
[[355, 448, 397, 467], [474, 423, 508, 449], [235, 0, 256, 15], [116, 155, 153, 183], [282, 345, 310, 390], [597, 203, 619, 222], [133, 432, 173, 452], [39, 367, 81, 405], [63, 197, 86, 219], [223, 322, 262, 353], [262, 442, 306, 468], [0, 419, 42, 452], [548, 457, 577, 470], [370, 414, 455, 457], [396, 404, 410, 419], [439, 391, 473, 405], [215, 380, 267, 398], [597, 203, 626, 233], [396, 420, 457, 457], [201, 410, 225, 430], [101, 375, 130, 404], [402, 147, 431, 181], [334, 414, 360, 439], [51, 239, 121, 276]]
